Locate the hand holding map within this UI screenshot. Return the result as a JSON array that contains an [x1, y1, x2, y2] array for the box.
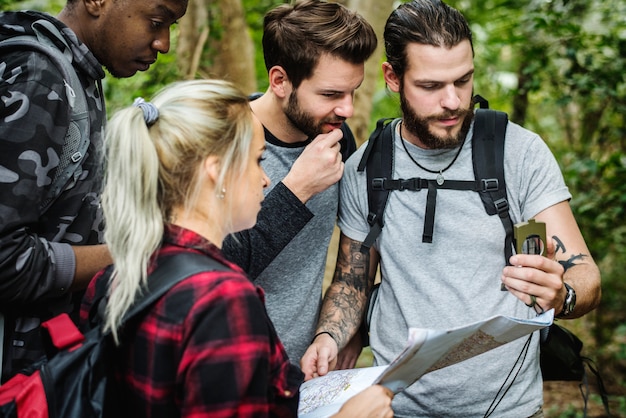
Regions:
[[298, 310, 554, 418]]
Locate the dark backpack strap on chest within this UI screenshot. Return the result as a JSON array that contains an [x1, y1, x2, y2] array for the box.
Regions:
[[123, 253, 231, 321], [472, 108, 513, 266], [359, 98, 513, 261], [339, 123, 357, 162], [358, 118, 394, 253], [0, 19, 91, 213], [358, 118, 480, 247]]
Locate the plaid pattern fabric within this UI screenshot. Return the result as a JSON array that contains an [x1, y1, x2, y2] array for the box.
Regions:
[[80, 224, 302, 417]]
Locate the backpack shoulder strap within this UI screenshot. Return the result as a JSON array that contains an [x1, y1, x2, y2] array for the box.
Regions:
[[122, 253, 231, 323], [339, 123, 357, 162], [358, 118, 394, 252], [472, 108, 514, 266], [0, 19, 90, 212]]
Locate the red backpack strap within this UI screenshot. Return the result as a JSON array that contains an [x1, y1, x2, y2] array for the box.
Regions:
[[40, 314, 85, 351]]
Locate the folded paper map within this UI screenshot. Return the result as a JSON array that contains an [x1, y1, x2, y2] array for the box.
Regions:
[[298, 310, 554, 417]]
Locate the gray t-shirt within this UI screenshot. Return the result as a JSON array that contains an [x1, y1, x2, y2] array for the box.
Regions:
[[254, 135, 339, 363], [338, 118, 571, 417]]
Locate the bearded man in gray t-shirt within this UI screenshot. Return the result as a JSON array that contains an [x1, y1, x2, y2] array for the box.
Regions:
[[301, 1, 601, 417]]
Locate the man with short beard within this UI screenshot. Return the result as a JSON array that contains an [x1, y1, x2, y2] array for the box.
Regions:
[[221, 0, 377, 364], [301, 1, 601, 417]]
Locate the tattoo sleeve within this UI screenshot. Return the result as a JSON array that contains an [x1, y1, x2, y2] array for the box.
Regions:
[[317, 237, 372, 349]]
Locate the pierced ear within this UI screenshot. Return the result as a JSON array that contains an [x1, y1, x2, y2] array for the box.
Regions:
[[382, 62, 401, 93], [202, 155, 222, 184], [268, 66, 290, 99]]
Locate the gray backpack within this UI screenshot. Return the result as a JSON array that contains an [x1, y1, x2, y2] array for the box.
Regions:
[[0, 17, 91, 382], [0, 18, 90, 212]]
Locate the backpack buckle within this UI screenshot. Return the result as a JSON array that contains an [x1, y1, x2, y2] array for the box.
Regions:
[[372, 178, 386, 191], [366, 212, 378, 226], [494, 198, 509, 214], [71, 151, 83, 163], [481, 178, 499, 192], [399, 178, 423, 191]]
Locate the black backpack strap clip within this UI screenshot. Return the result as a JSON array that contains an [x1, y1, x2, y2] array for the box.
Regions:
[[372, 177, 428, 192], [473, 94, 490, 109]]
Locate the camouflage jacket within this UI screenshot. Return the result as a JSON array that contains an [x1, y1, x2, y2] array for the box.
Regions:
[[0, 11, 106, 381]]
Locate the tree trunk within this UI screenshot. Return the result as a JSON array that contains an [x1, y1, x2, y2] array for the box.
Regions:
[[177, 0, 210, 80], [342, 0, 395, 146], [324, 0, 394, 293], [177, 0, 256, 94], [208, 0, 257, 94]]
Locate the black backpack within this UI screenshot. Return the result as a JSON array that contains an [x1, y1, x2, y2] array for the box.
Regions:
[[358, 95, 512, 264], [361, 95, 512, 334], [359, 99, 611, 415], [0, 253, 229, 418]]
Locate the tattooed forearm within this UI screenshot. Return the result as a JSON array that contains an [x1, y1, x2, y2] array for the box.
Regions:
[[552, 235, 588, 271], [552, 235, 566, 254], [317, 238, 372, 348], [559, 253, 588, 272], [318, 281, 364, 348], [335, 240, 370, 292]]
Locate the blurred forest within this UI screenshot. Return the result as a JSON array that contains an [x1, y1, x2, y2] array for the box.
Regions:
[[4, 0, 625, 416]]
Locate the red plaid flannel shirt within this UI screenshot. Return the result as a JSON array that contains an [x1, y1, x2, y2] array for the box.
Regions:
[[80, 224, 303, 417]]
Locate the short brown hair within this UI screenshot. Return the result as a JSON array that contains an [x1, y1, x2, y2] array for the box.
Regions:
[[262, 0, 377, 88]]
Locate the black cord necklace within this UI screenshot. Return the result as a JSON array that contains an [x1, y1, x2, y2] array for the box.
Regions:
[[400, 123, 465, 185]]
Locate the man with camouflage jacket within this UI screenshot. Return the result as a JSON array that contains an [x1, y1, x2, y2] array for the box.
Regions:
[[0, 0, 187, 382]]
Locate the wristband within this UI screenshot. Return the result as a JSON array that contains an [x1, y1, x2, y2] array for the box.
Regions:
[[310, 331, 337, 345]]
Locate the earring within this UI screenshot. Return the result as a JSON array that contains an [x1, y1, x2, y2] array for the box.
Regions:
[[217, 188, 226, 199]]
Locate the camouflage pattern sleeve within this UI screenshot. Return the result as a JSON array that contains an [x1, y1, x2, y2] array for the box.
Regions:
[[0, 49, 73, 306]]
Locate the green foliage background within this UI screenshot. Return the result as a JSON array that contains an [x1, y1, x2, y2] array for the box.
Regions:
[[6, 0, 626, 413]]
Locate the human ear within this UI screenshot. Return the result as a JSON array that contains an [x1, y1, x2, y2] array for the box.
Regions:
[[268, 66, 290, 99], [202, 155, 222, 185], [382, 62, 401, 93], [83, 0, 106, 16]]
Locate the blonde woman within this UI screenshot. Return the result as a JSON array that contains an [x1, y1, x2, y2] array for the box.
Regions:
[[78, 79, 393, 418]]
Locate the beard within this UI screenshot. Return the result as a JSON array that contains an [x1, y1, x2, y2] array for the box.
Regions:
[[400, 93, 474, 149], [284, 90, 346, 138]]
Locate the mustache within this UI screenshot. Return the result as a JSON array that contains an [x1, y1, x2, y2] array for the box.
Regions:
[[426, 108, 472, 121], [323, 116, 347, 124]]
